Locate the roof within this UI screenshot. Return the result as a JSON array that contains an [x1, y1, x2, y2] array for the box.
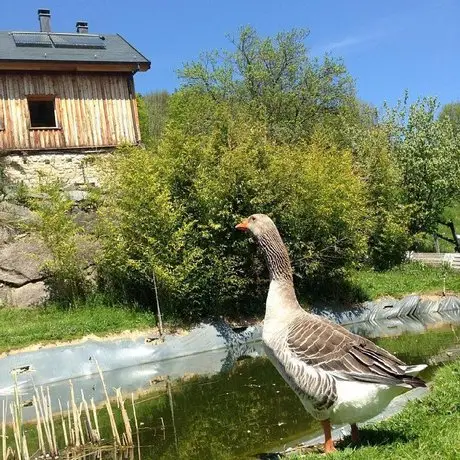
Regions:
[[0, 31, 150, 70]]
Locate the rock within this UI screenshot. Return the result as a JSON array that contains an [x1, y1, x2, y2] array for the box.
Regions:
[[0, 202, 38, 228], [0, 237, 49, 286], [0, 281, 48, 307], [67, 190, 88, 202], [11, 282, 47, 307]]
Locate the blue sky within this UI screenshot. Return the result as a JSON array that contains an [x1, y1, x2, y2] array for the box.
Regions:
[[3, 1, 458, 108]]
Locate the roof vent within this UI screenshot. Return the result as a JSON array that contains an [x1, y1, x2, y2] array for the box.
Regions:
[[76, 21, 88, 34], [38, 9, 51, 33]]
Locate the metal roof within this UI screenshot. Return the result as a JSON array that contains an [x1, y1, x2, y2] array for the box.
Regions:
[[0, 30, 150, 67]]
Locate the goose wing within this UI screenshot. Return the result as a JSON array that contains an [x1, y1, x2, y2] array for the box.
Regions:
[[287, 314, 425, 388]]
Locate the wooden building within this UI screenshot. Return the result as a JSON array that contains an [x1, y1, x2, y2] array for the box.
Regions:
[[0, 9, 150, 152]]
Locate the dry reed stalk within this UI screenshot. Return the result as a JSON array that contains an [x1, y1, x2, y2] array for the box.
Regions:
[[35, 387, 52, 455], [58, 399, 69, 448], [78, 402, 86, 445], [9, 402, 21, 460], [69, 380, 81, 447], [66, 401, 74, 446], [11, 373, 23, 459], [21, 433, 29, 460], [131, 394, 141, 460], [2, 399, 6, 460], [94, 360, 120, 445], [32, 395, 45, 456], [116, 390, 132, 446], [46, 387, 58, 456], [90, 399, 101, 442], [160, 417, 165, 441], [166, 378, 178, 451], [81, 391, 97, 443]]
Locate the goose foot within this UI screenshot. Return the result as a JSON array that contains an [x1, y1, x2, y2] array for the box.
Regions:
[[320, 419, 337, 454], [350, 423, 359, 443]]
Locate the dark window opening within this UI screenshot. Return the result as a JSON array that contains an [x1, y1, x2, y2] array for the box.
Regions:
[[28, 98, 57, 128]]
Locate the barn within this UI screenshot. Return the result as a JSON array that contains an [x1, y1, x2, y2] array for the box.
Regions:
[[0, 9, 150, 188]]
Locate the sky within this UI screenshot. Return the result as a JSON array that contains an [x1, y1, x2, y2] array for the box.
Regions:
[[2, 1, 458, 108]]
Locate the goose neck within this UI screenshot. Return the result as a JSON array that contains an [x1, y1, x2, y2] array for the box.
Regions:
[[258, 232, 293, 283]]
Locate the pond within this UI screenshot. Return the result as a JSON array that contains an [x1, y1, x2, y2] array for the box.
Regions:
[[3, 323, 460, 460], [107, 325, 457, 459]]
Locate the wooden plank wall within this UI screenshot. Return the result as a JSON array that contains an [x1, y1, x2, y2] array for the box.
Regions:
[[0, 72, 139, 151]]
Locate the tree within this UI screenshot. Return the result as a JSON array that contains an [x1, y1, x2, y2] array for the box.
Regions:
[[439, 101, 460, 135], [386, 97, 460, 235], [179, 26, 356, 143], [143, 90, 170, 143]]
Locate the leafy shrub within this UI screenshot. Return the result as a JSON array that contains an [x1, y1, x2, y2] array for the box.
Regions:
[[96, 104, 369, 320], [28, 179, 93, 302]]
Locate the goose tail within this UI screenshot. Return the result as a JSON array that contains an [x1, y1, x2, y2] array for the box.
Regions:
[[401, 364, 428, 388]]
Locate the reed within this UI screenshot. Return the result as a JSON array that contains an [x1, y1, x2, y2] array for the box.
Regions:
[[131, 394, 141, 460], [1, 362, 139, 460], [94, 360, 121, 446]]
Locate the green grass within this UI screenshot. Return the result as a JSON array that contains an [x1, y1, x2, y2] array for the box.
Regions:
[[0, 294, 156, 354], [292, 360, 460, 459], [348, 262, 460, 301], [374, 326, 460, 367]]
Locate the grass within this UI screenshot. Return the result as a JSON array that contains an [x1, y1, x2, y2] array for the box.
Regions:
[[292, 359, 460, 459], [0, 294, 156, 354], [348, 262, 460, 301], [374, 325, 460, 367]]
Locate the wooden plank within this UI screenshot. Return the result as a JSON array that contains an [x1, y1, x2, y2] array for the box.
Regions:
[[0, 71, 138, 150]]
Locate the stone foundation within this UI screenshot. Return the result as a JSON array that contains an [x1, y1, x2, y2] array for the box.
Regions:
[[1, 149, 113, 189]]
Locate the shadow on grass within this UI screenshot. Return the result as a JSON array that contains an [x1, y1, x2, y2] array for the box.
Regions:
[[337, 426, 415, 449], [255, 427, 415, 459], [299, 275, 371, 310]]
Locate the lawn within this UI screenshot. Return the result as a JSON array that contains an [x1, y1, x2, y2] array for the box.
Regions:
[[348, 262, 460, 301], [0, 294, 157, 354], [292, 360, 460, 459]]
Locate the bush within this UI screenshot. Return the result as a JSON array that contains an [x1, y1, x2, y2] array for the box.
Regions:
[[96, 105, 369, 320], [28, 179, 93, 302]]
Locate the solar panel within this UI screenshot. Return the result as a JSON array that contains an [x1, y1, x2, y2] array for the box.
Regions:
[[50, 34, 106, 49], [12, 33, 53, 47]]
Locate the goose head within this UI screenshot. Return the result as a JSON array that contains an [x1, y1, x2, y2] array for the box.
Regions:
[[235, 213, 278, 239], [236, 214, 293, 282]]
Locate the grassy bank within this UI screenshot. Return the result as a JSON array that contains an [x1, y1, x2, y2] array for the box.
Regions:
[[1, 263, 459, 354], [348, 262, 460, 301], [0, 294, 156, 354], [293, 359, 460, 459]]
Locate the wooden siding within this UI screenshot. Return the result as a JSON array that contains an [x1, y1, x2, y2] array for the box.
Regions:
[[0, 72, 140, 151]]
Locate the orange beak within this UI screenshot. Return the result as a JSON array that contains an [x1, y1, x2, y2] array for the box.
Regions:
[[235, 218, 249, 231]]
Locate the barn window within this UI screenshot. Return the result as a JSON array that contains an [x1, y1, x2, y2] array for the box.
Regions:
[[27, 96, 57, 128]]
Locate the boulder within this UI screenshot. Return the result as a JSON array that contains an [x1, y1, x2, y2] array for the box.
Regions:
[[0, 237, 49, 287], [0, 281, 48, 307]]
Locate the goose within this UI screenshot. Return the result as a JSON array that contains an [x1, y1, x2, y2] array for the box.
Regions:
[[235, 213, 427, 454]]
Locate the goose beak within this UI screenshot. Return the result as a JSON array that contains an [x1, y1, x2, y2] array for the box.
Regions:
[[235, 219, 249, 232]]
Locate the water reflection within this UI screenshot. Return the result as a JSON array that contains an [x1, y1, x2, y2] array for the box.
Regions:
[[2, 324, 459, 459], [124, 326, 458, 459]]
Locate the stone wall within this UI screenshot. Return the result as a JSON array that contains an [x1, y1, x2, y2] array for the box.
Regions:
[[1, 149, 112, 189]]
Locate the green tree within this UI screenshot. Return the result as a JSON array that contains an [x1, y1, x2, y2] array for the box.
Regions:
[[386, 97, 460, 235], [439, 101, 460, 135], [179, 26, 356, 143], [349, 124, 412, 269], [143, 90, 170, 143]]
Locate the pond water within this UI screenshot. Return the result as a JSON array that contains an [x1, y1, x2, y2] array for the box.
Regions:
[[6, 323, 460, 460], [122, 325, 458, 459]]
